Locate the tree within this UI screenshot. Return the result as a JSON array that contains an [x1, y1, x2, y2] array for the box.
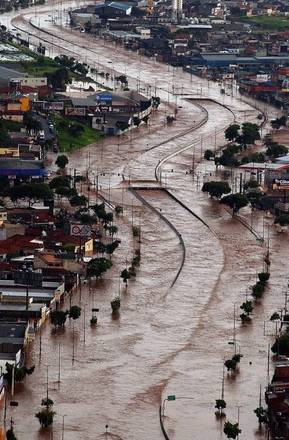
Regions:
[[224, 421, 241, 439], [241, 122, 260, 145], [0, 120, 10, 145], [120, 268, 130, 285], [95, 241, 106, 255], [115, 205, 123, 215], [69, 305, 81, 320], [47, 67, 70, 90], [116, 74, 128, 85], [246, 190, 262, 206], [111, 297, 120, 312], [220, 193, 248, 214], [55, 154, 68, 169], [128, 266, 136, 277], [240, 300, 253, 323], [252, 281, 265, 299], [240, 300, 253, 315], [266, 143, 288, 158], [69, 195, 88, 207], [50, 310, 67, 328], [55, 187, 76, 199], [133, 116, 141, 127], [4, 363, 35, 383], [9, 183, 53, 206], [271, 115, 287, 130], [106, 240, 120, 257], [243, 180, 259, 191], [258, 272, 270, 283], [36, 403, 56, 428], [204, 149, 214, 160], [241, 152, 266, 164], [272, 333, 289, 356], [274, 214, 289, 226], [202, 181, 231, 199], [224, 358, 237, 371], [225, 124, 240, 142], [23, 112, 41, 133], [87, 257, 113, 279], [216, 144, 241, 167], [102, 212, 113, 226], [49, 176, 71, 189], [6, 428, 17, 440], [215, 399, 226, 416], [270, 312, 280, 321], [254, 406, 268, 425], [107, 225, 118, 237]]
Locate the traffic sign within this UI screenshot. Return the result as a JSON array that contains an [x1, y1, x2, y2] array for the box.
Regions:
[[167, 395, 176, 401]]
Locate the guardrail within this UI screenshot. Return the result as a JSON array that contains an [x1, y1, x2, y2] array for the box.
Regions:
[[129, 187, 186, 288], [159, 405, 170, 440]]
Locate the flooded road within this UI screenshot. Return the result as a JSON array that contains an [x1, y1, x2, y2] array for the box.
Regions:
[[1, 4, 285, 439]]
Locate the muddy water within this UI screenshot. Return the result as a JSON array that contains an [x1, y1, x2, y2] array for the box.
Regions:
[[2, 4, 283, 439]]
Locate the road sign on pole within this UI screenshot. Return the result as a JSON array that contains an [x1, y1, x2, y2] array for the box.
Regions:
[[167, 395, 176, 401]]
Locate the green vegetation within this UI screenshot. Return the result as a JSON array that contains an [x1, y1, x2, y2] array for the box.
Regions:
[[220, 193, 248, 214], [275, 214, 289, 226], [251, 272, 270, 300], [240, 300, 253, 323], [241, 15, 289, 31], [4, 362, 35, 383], [272, 333, 289, 356], [36, 396, 56, 428], [20, 57, 60, 76], [9, 183, 53, 206], [224, 421, 242, 439], [215, 399, 226, 416], [266, 142, 288, 158], [202, 181, 231, 199], [121, 268, 131, 285], [69, 305, 81, 320], [111, 297, 120, 312], [52, 115, 103, 152]]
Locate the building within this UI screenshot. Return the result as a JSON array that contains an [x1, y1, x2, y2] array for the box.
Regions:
[[266, 362, 289, 439], [0, 158, 46, 179], [172, 0, 183, 16]]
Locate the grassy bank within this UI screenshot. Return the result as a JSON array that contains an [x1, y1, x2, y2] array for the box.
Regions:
[[241, 15, 289, 30], [52, 115, 103, 152]]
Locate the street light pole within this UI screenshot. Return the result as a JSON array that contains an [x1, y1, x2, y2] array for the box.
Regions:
[[61, 415, 66, 440]]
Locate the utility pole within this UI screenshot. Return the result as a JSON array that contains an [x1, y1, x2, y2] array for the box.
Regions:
[[39, 325, 42, 359], [221, 364, 225, 400], [11, 364, 15, 397], [83, 306, 86, 344], [62, 415, 65, 440], [267, 343, 270, 386], [233, 304, 236, 355], [72, 321, 75, 365], [58, 343, 61, 384]]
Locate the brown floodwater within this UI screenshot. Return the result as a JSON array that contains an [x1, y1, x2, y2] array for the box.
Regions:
[[1, 6, 284, 439]]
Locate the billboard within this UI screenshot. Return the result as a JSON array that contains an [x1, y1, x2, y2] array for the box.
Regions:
[[256, 74, 271, 83], [96, 93, 112, 105], [95, 105, 112, 112], [43, 101, 64, 111], [70, 224, 91, 237], [65, 107, 86, 116], [273, 179, 289, 191]]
